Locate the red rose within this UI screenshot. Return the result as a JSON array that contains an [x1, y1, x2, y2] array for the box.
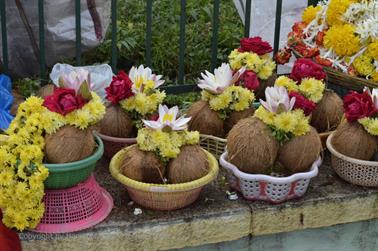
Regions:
[[289, 91, 316, 116], [43, 88, 88, 115], [290, 58, 326, 82], [238, 37, 273, 55], [105, 70, 134, 104], [237, 70, 260, 91], [275, 47, 292, 65], [344, 91, 377, 122]]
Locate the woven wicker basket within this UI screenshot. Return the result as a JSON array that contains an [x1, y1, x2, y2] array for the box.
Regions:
[[109, 146, 219, 210], [319, 131, 333, 150], [199, 134, 227, 159], [97, 132, 136, 159], [326, 133, 378, 187]]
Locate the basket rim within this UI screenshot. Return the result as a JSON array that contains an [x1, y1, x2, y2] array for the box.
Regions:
[[44, 134, 104, 172], [96, 132, 137, 143], [220, 151, 321, 183], [326, 133, 378, 166], [109, 145, 219, 192], [199, 134, 227, 143]]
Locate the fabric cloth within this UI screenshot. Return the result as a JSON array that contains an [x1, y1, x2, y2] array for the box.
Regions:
[[0, 74, 14, 130], [0, 211, 22, 251]]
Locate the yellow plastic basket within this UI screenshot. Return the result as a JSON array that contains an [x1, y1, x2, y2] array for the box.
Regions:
[[109, 145, 219, 210], [199, 134, 227, 159]]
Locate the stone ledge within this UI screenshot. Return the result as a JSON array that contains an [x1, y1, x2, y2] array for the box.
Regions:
[[20, 154, 378, 251]]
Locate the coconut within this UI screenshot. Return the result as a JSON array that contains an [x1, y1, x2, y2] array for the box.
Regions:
[[10, 91, 24, 116], [38, 84, 56, 98], [168, 145, 209, 183], [45, 126, 96, 163], [120, 145, 165, 183], [186, 100, 224, 137], [277, 127, 322, 173], [311, 89, 343, 132], [255, 72, 277, 100], [332, 121, 377, 160], [224, 107, 255, 134], [99, 104, 134, 138], [227, 117, 279, 174]]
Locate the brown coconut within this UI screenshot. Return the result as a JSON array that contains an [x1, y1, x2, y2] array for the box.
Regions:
[[224, 107, 255, 134], [99, 104, 134, 138], [254, 72, 277, 100], [227, 117, 279, 174], [311, 89, 343, 132], [10, 91, 24, 116], [45, 126, 96, 163], [38, 84, 56, 98], [167, 145, 209, 183], [332, 121, 378, 160], [186, 100, 224, 137], [120, 145, 165, 183], [277, 127, 322, 173]]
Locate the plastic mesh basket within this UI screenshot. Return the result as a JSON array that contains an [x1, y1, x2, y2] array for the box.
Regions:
[[97, 132, 136, 159], [44, 135, 104, 189], [327, 133, 378, 187], [32, 175, 113, 233], [220, 151, 321, 203], [199, 134, 227, 159]]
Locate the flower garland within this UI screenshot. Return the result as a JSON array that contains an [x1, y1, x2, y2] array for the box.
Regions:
[[276, 0, 378, 83], [344, 87, 378, 136], [136, 105, 199, 162], [255, 86, 310, 143]]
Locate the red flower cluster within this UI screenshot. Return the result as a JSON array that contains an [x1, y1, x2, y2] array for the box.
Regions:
[[238, 37, 273, 55], [290, 58, 326, 82], [289, 91, 316, 116], [275, 47, 292, 65], [43, 88, 88, 115], [237, 70, 260, 91], [344, 91, 378, 122], [105, 70, 134, 104]]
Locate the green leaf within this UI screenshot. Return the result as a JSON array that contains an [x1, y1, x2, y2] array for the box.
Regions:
[[78, 80, 92, 100]]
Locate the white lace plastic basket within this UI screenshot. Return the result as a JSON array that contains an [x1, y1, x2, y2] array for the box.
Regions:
[[220, 151, 321, 203]]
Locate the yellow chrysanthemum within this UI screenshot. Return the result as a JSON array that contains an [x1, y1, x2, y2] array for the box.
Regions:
[[372, 72, 378, 82], [326, 0, 357, 26], [274, 76, 299, 92], [368, 41, 378, 60], [273, 112, 297, 133], [257, 60, 276, 80], [353, 52, 375, 76], [324, 24, 360, 56], [298, 78, 325, 103], [254, 106, 274, 125], [302, 5, 322, 24], [359, 117, 378, 136], [292, 110, 310, 136], [121, 91, 166, 116]]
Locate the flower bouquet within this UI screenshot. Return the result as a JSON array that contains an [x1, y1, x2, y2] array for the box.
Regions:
[[0, 69, 107, 231], [186, 63, 255, 157], [109, 105, 218, 210], [220, 86, 322, 203], [98, 65, 166, 158], [229, 36, 277, 99], [327, 87, 378, 187], [276, 0, 378, 89], [274, 58, 343, 147]]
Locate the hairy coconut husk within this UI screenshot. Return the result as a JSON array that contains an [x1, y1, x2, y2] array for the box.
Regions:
[[277, 127, 322, 173], [45, 126, 96, 163], [227, 117, 279, 174], [99, 104, 134, 138], [168, 145, 209, 183], [332, 121, 377, 160], [311, 89, 343, 132], [186, 100, 224, 137], [38, 84, 56, 98], [120, 145, 166, 183], [255, 72, 277, 100], [10, 91, 24, 116], [224, 107, 255, 134]]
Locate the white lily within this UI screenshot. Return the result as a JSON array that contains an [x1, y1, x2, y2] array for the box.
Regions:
[[364, 87, 378, 109], [142, 104, 191, 131], [129, 65, 165, 93], [197, 63, 245, 94], [260, 86, 296, 113], [59, 68, 91, 93]]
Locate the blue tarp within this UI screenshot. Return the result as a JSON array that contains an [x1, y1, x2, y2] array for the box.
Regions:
[[0, 74, 14, 130]]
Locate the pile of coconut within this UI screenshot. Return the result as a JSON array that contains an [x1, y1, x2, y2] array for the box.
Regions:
[[187, 63, 256, 138], [120, 105, 209, 184], [331, 88, 378, 161], [227, 86, 322, 175]]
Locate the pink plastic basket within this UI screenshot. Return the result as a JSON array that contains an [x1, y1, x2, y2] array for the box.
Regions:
[[220, 151, 321, 203], [97, 132, 136, 159], [32, 175, 113, 233]]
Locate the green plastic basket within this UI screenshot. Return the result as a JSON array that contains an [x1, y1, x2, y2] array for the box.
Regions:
[[44, 135, 104, 189]]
